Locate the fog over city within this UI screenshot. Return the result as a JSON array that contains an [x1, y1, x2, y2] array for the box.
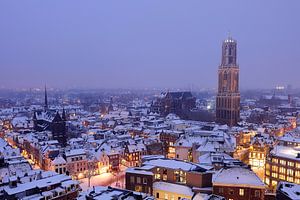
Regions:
[[0, 1, 299, 90]]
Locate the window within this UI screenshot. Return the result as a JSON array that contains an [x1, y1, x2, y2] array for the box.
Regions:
[[287, 176, 294, 182], [135, 185, 142, 192], [255, 190, 260, 197], [287, 169, 294, 176], [155, 173, 161, 180], [265, 177, 270, 185], [239, 188, 244, 196], [164, 193, 168, 200], [163, 169, 168, 181], [296, 171, 300, 178], [136, 177, 141, 184], [288, 161, 295, 167], [229, 189, 234, 195], [219, 188, 224, 193], [143, 178, 147, 184], [279, 167, 286, 174], [280, 160, 286, 165], [272, 180, 277, 186], [130, 176, 135, 184], [279, 174, 285, 180], [156, 193, 159, 198], [272, 166, 278, 172], [272, 172, 278, 178]]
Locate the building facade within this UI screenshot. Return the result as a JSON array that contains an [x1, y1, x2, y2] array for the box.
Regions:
[[216, 36, 240, 126], [265, 145, 300, 191]]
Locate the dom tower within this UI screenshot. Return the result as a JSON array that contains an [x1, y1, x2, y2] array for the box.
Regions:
[[216, 36, 240, 126]]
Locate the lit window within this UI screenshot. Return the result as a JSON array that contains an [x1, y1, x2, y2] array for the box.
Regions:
[[296, 171, 300, 178], [287, 176, 294, 182], [164, 193, 168, 200], [239, 188, 244, 196], [280, 160, 286, 165], [288, 162, 295, 167], [287, 169, 294, 176], [155, 174, 161, 180], [272, 172, 278, 178], [279, 174, 285, 180], [279, 167, 286, 174], [265, 177, 270, 185], [272, 166, 278, 172]]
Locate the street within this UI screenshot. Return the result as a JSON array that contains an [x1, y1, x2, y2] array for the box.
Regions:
[[80, 167, 126, 191]]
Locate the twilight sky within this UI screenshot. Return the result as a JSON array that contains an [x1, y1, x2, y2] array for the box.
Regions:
[[0, 1, 299, 90]]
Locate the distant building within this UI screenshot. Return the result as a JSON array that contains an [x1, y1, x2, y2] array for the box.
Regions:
[[151, 91, 196, 119], [33, 86, 67, 146], [216, 36, 240, 126]]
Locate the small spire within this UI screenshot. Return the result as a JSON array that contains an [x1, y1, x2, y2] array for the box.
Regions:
[[62, 107, 66, 121]]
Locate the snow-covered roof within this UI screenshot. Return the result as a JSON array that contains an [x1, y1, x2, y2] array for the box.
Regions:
[[153, 181, 194, 197], [65, 149, 86, 157], [52, 156, 66, 165], [213, 167, 265, 188], [126, 168, 154, 176], [270, 145, 300, 161], [144, 158, 207, 172], [277, 182, 300, 199]]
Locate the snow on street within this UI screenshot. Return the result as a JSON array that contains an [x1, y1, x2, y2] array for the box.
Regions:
[[80, 167, 126, 191]]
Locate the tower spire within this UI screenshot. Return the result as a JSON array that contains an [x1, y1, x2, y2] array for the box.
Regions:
[[44, 85, 48, 111]]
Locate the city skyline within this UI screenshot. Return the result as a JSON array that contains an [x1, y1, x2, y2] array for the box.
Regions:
[[1, 1, 299, 89]]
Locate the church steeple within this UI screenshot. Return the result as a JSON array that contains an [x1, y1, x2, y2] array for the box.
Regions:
[[216, 35, 240, 126], [62, 107, 67, 121], [44, 85, 48, 111]]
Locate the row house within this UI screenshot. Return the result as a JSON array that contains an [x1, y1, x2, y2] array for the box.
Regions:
[[65, 148, 88, 179], [124, 143, 147, 167], [125, 158, 213, 198], [248, 135, 273, 169], [2, 172, 80, 200], [51, 156, 67, 174], [159, 130, 181, 158], [213, 167, 266, 200]]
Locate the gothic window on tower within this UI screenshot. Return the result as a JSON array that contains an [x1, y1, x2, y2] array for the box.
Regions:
[[224, 72, 227, 80]]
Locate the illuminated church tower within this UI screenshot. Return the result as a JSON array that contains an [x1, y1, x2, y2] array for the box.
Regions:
[[216, 36, 240, 126]]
